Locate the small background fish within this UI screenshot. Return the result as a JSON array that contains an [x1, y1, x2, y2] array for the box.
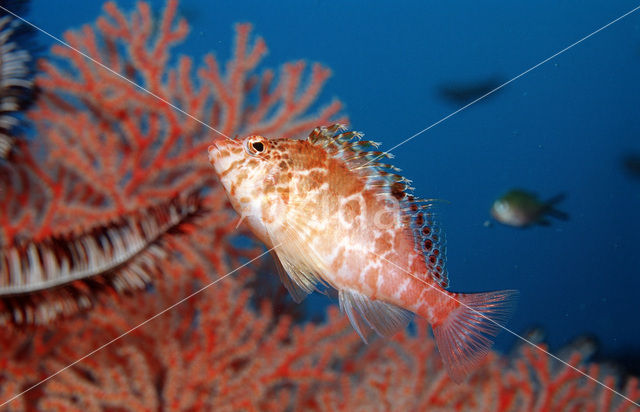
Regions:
[[491, 188, 568, 228], [437, 75, 506, 105]]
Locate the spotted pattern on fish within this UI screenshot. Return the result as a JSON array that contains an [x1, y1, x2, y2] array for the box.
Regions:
[[208, 125, 517, 382]]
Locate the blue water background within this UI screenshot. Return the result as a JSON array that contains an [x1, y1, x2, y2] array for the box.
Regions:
[[29, 0, 640, 370]]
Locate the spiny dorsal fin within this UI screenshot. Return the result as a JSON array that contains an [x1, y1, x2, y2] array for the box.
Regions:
[[308, 124, 361, 146], [307, 125, 404, 191]]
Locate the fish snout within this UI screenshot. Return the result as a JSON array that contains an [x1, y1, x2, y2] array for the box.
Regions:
[[208, 137, 242, 175], [207, 144, 219, 164], [208, 137, 230, 164]]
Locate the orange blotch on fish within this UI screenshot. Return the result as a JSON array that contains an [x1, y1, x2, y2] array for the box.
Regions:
[[374, 232, 393, 255], [342, 199, 362, 222], [328, 165, 363, 196], [305, 169, 325, 191], [362, 265, 379, 292], [275, 186, 290, 204], [331, 248, 346, 272]]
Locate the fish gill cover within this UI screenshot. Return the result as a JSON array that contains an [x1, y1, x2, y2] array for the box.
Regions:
[[0, 0, 638, 411]]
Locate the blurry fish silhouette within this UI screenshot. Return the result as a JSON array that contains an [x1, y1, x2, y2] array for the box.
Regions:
[[491, 189, 568, 228], [208, 125, 517, 382], [621, 153, 640, 179], [437, 76, 505, 105]]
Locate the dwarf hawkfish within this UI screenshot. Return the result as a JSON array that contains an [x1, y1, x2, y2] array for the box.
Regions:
[[208, 125, 517, 382]]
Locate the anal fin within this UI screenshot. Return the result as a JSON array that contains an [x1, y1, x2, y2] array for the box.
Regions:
[[339, 288, 413, 343]]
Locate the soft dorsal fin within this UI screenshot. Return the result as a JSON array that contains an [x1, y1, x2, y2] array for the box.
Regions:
[[405, 198, 449, 289], [339, 288, 413, 342]]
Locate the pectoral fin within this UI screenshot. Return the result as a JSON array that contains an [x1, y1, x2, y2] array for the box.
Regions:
[[270, 251, 313, 303], [267, 222, 328, 303]]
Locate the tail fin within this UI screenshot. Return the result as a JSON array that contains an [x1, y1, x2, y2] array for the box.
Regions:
[[432, 290, 518, 383], [545, 207, 569, 221], [544, 193, 565, 206], [544, 193, 569, 221]]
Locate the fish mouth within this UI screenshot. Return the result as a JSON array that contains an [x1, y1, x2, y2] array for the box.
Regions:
[[208, 137, 230, 162], [208, 137, 241, 172], [207, 143, 219, 164], [208, 136, 243, 162]]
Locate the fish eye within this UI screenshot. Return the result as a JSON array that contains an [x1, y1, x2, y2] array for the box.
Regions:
[[244, 136, 268, 156], [252, 141, 264, 152]]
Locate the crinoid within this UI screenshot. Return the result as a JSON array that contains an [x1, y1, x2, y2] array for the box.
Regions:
[[0, 2, 36, 159], [0, 192, 205, 325]]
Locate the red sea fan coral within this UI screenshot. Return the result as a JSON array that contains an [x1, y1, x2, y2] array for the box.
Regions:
[[0, 1, 638, 411], [0, 264, 359, 412], [318, 326, 640, 411], [8, 0, 343, 238], [0, 0, 345, 324], [1, 271, 638, 411]]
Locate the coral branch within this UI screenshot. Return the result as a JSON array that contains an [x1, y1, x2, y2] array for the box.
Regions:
[[2, 0, 345, 324], [2, 267, 638, 411], [1, 1, 635, 411]]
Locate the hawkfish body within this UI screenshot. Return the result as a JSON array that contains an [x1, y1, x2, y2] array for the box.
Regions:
[[208, 125, 516, 382]]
